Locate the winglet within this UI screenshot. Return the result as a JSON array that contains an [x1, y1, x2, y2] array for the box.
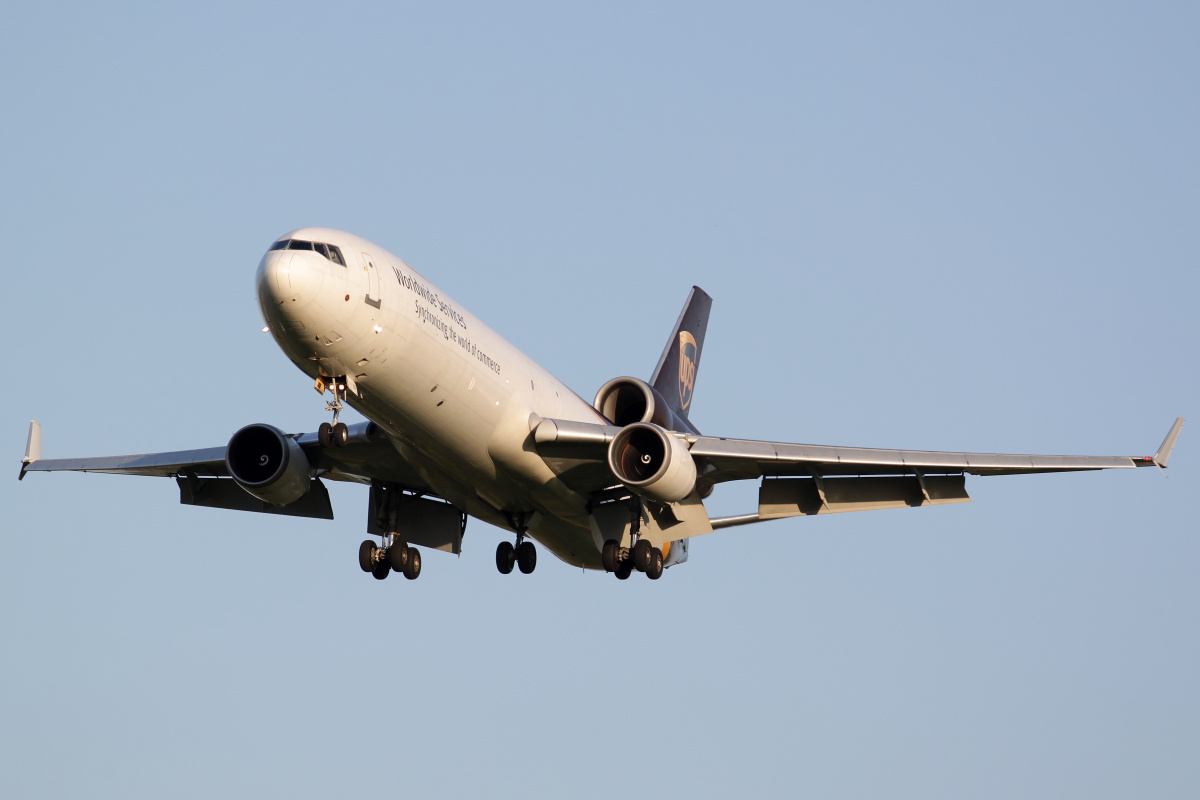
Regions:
[[19, 420, 42, 480], [1152, 416, 1185, 468]]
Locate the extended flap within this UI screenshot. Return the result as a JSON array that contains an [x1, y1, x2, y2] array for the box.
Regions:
[[759, 475, 969, 519]]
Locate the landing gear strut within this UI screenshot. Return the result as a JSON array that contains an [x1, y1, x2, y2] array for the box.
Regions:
[[496, 514, 537, 575], [358, 536, 421, 580], [317, 375, 350, 447]]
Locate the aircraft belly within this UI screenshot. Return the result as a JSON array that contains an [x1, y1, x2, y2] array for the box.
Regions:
[[527, 516, 602, 569], [349, 373, 601, 568]]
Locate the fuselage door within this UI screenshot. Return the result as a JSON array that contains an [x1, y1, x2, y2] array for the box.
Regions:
[[362, 252, 381, 309]]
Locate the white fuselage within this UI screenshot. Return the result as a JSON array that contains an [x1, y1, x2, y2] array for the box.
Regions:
[[256, 227, 610, 567]]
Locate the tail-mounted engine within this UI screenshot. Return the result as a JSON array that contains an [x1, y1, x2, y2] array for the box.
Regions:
[[226, 424, 312, 506], [607, 422, 698, 503], [594, 377, 691, 433]]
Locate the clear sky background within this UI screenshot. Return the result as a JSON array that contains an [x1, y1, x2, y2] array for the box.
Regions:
[[2, 2, 1196, 797]]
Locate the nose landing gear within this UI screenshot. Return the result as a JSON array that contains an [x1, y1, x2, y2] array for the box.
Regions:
[[316, 375, 350, 447], [318, 421, 349, 447]]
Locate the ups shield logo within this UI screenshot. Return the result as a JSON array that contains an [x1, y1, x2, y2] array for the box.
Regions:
[[678, 331, 698, 410]]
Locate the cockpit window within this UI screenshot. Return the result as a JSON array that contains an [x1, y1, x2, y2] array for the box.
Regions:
[[270, 238, 346, 266]]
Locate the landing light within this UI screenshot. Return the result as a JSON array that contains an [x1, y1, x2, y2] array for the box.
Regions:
[[262, 326, 269, 333]]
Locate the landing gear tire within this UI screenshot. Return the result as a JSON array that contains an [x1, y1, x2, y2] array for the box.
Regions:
[[358, 540, 376, 573], [496, 541, 516, 574], [601, 540, 620, 573], [319, 422, 333, 447], [331, 422, 349, 447], [388, 543, 409, 572], [615, 560, 633, 580], [517, 541, 537, 574], [371, 563, 390, 580], [402, 547, 421, 580], [633, 539, 653, 572], [646, 547, 664, 580]]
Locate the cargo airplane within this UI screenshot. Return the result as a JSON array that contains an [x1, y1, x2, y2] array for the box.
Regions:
[[20, 228, 1185, 581]]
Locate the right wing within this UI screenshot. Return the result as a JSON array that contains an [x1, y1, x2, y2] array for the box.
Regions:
[[19, 420, 432, 519], [20, 445, 230, 479], [20, 420, 428, 485]]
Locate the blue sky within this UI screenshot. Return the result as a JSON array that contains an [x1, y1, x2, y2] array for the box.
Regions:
[[2, 2, 1196, 797]]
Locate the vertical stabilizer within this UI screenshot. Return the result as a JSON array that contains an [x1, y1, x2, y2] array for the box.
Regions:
[[649, 287, 712, 423]]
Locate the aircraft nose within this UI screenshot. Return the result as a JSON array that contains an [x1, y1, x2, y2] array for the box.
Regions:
[[258, 251, 290, 300], [257, 250, 323, 308]]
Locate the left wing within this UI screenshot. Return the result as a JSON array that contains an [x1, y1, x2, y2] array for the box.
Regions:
[[683, 418, 1183, 480], [532, 416, 1183, 526], [535, 416, 1181, 479]]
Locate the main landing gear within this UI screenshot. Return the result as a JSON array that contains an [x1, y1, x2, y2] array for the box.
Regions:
[[602, 538, 664, 580], [359, 536, 422, 580], [600, 497, 664, 580], [316, 375, 350, 447], [496, 515, 537, 575]]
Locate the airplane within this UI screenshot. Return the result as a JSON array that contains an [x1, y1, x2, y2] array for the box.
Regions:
[[19, 227, 1185, 582]]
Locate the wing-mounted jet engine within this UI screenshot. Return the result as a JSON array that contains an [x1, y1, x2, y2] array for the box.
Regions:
[[607, 421, 697, 504], [225, 424, 313, 506]]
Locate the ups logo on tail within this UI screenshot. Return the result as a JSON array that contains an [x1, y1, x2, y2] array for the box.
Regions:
[[678, 331, 698, 410]]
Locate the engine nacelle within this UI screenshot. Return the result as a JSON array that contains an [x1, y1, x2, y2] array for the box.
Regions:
[[594, 376, 687, 431], [607, 422, 698, 503], [225, 424, 312, 506]]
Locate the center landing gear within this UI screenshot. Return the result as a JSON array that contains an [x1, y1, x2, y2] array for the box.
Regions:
[[358, 536, 421, 580], [496, 539, 537, 574], [496, 515, 537, 575], [316, 375, 350, 447]]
